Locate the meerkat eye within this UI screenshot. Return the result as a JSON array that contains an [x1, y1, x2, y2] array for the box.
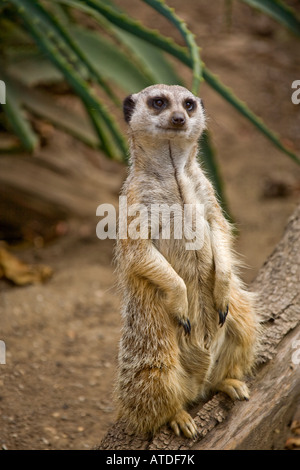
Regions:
[[152, 98, 167, 110], [184, 100, 196, 112]]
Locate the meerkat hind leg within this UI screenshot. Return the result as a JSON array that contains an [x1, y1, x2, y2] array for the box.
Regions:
[[216, 378, 250, 401], [169, 409, 198, 439]]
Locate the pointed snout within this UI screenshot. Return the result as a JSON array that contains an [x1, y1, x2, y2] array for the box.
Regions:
[[170, 111, 186, 128]]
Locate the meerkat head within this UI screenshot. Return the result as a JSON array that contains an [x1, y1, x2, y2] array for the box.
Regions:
[[123, 84, 206, 143]]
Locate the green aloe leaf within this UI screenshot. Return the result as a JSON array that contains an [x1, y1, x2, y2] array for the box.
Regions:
[[2, 76, 39, 152], [10, 77, 99, 148], [203, 68, 300, 165], [84, 0, 188, 60], [199, 130, 231, 221], [6, 51, 63, 86], [142, 0, 202, 94], [22, 0, 119, 104], [82, 0, 299, 165], [52, 0, 184, 87], [238, 0, 300, 36], [5, 28, 153, 93], [69, 26, 153, 93], [9, 0, 127, 160], [106, 29, 184, 87]]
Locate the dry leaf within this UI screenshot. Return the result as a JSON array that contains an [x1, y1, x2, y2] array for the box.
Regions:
[[0, 248, 53, 286]]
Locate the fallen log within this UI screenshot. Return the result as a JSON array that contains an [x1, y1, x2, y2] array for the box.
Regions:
[[97, 204, 300, 451]]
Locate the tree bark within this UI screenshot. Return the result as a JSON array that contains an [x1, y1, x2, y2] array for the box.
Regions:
[[97, 204, 300, 451]]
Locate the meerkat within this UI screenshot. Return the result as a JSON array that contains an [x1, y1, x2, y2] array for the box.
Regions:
[[114, 84, 259, 439]]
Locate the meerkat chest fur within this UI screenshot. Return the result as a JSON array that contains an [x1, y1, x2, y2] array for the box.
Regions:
[[131, 138, 213, 281]]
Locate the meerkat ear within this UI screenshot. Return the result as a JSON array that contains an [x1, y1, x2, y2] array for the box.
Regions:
[[123, 94, 136, 123], [198, 97, 205, 110]]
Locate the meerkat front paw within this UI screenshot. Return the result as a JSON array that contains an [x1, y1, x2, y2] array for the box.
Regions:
[[169, 409, 198, 439], [218, 305, 229, 327], [214, 292, 229, 327], [213, 270, 231, 327], [164, 281, 191, 335], [178, 318, 191, 335]]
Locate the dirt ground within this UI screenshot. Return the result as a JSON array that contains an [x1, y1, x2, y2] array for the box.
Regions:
[[1, 0, 300, 450]]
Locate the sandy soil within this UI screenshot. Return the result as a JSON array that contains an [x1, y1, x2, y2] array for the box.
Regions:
[[0, 0, 300, 450]]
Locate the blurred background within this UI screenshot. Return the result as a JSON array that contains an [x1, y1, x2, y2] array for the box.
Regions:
[[0, 0, 299, 450]]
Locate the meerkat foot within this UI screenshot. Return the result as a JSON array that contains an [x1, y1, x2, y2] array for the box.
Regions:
[[216, 378, 250, 401], [169, 409, 198, 439]]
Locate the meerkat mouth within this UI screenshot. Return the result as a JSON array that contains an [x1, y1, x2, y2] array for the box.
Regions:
[[156, 126, 186, 132]]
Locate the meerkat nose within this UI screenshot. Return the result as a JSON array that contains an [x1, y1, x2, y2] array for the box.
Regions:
[[171, 112, 186, 127]]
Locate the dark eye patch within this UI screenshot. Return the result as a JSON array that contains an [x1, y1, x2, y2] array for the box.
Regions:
[[147, 96, 169, 111], [184, 99, 197, 112]]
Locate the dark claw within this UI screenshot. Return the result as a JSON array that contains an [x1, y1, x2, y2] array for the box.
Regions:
[[178, 318, 191, 336], [218, 305, 229, 327]]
